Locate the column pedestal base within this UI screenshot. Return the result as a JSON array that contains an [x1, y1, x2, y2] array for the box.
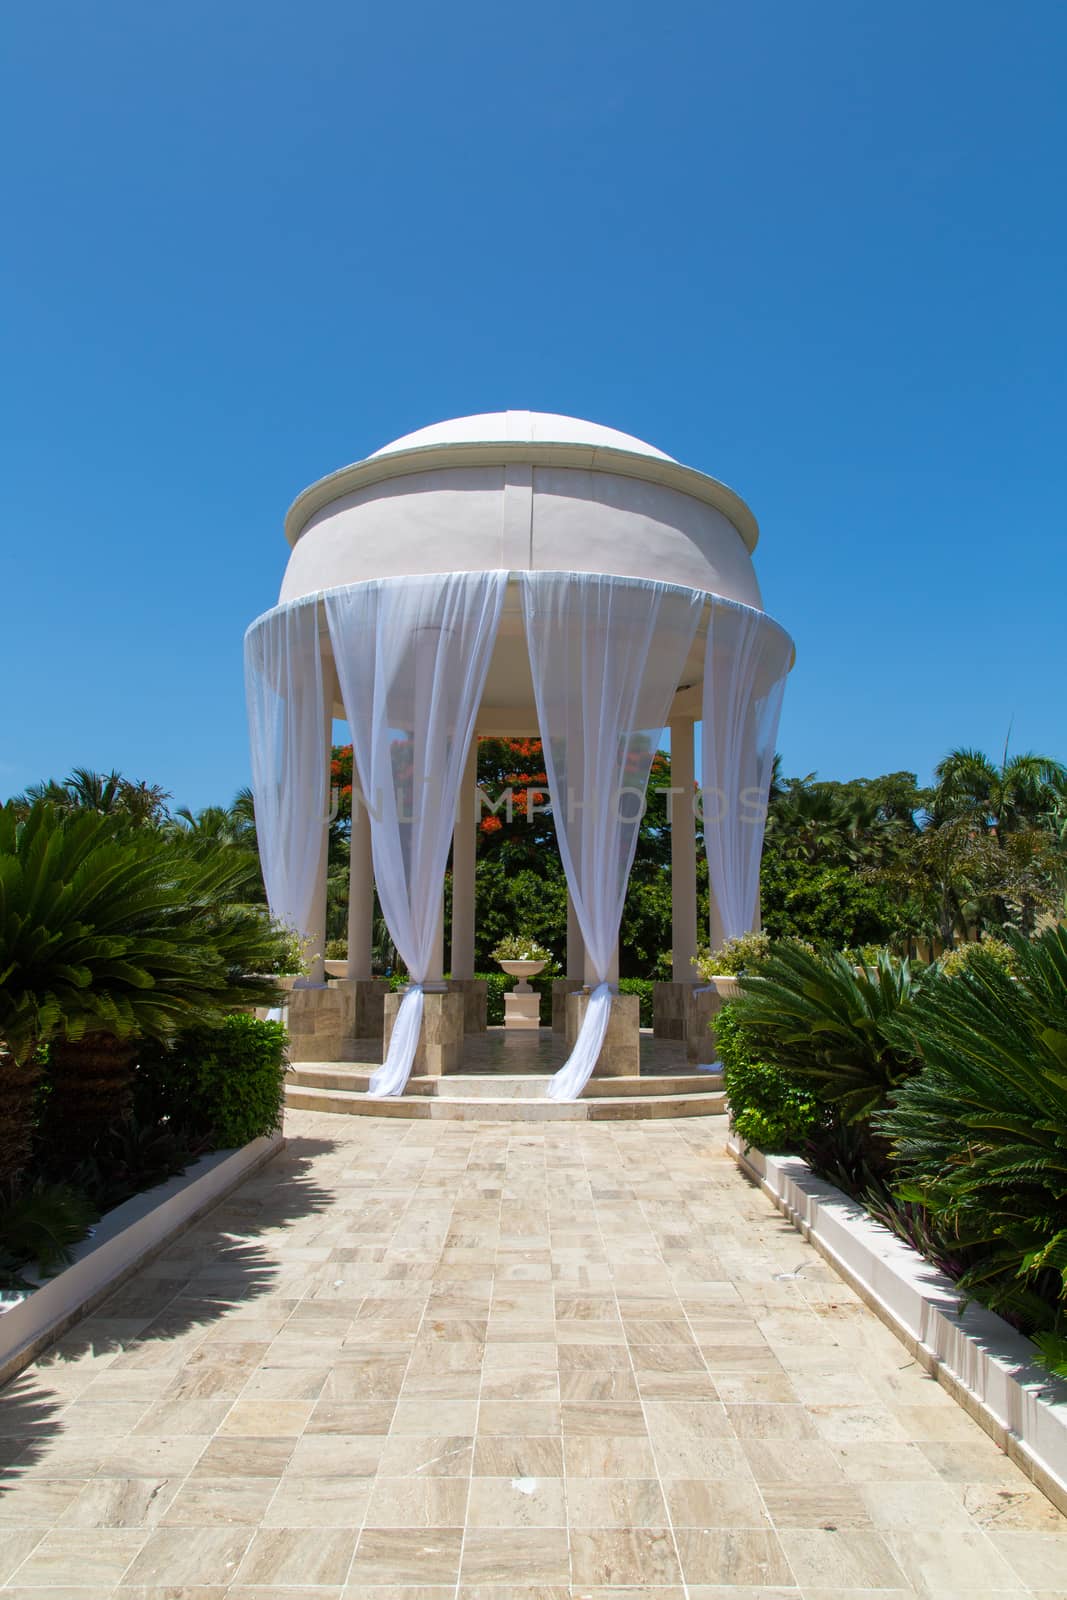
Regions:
[[286, 982, 353, 1061], [383, 989, 464, 1077], [445, 978, 488, 1033], [551, 978, 584, 1033], [564, 990, 640, 1077], [652, 979, 697, 1040], [331, 977, 389, 1040]]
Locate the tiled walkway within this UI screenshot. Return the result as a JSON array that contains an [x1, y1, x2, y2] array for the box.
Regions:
[[1, 1112, 1064, 1597]]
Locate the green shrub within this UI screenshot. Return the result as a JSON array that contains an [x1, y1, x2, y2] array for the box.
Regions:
[[878, 927, 1067, 1348], [715, 1002, 820, 1152], [138, 1014, 288, 1149], [693, 930, 771, 979], [490, 934, 554, 963], [324, 937, 348, 962], [938, 936, 1018, 979], [618, 977, 654, 1028], [730, 942, 925, 1126]]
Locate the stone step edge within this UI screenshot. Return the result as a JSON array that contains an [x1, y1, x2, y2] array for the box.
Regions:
[[285, 1085, 728, 1120], [286, 1066, 723, 1096]]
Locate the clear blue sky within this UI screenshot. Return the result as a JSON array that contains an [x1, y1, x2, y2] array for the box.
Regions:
[[3, 2, 1064, 812]]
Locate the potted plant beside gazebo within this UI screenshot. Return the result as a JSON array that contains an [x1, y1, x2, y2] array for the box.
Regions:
[[687, 932, 770, 1064], [492, 935, 553, 1030]]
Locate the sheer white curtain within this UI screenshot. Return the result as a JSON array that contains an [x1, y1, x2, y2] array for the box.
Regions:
[[244, 597, 328, 953], [521, 573, 703, 1099], [702, 599, 793, 945], [325, 572, 507, 1097]]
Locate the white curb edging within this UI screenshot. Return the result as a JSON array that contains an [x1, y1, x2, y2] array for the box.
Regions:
[[728, 1136, 1067, 1515], [0, 1131, 285, 1387]]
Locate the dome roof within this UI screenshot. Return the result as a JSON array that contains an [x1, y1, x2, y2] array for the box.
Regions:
[[371, 410, 674, 462]]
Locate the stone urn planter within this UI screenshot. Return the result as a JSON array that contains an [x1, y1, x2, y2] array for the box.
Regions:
[[686, 974, 742, 1063], [498, 959, 546, 1030]]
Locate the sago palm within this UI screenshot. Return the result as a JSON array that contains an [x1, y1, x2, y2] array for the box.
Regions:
[[878, 928, 1067, 1341], [730, 941, 924, 1125]]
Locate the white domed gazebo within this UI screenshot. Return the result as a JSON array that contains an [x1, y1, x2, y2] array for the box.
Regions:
[[245, 411, 793, 1107]]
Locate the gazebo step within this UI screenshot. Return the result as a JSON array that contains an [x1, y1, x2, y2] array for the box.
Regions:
[[284, 1082, 728, 1121], [286, 1064, 723, 1098]]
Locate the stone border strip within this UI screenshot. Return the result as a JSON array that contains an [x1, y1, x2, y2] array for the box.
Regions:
[[0, 1131, 284, 1389], [728, 1136, 1067, 1516]]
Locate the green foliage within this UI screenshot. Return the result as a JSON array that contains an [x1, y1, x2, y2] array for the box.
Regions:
[[694, 931, 772, 978], [270, 925, 313, 976], [0, 803, 286, 1067], [618, 978, 654, 1028], [877, 927, 1067, 1345], [938, 936, 1018, 978], [760, 857, 909, 949], [730, 942, 924, 1125], [715, 1002, 820, 1152], [140, 1014, 288, 1149], [491, 934, 554, 963], [324, 938, 348, 962], [0, 1182, 97, 1284]]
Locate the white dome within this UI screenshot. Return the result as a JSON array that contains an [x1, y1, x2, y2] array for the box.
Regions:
[[371, 410, 674, 462]]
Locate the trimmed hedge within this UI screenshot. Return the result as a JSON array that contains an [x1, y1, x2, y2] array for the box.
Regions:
[[715, 1001, 819, 1153], [386, 973, 655, 1028], [138, 1013, 288, 1149]]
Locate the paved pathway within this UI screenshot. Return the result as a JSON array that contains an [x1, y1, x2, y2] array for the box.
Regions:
[[0, 1112, 1064, 1597]]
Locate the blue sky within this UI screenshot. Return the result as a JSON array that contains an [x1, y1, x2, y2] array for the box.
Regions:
[[3, 2, 1064, 812]]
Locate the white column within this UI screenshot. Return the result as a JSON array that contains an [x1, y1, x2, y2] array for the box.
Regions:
[[566, 890, 584, 980], [450, 738, 477, 980], [670, 716, 698, 981], [429, 893, 445, 983], [304, 656, 333, 986], [346, 791, 373, 980]]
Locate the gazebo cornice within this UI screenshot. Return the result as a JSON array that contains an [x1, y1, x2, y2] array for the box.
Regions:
[[284, 440, 760, 554]]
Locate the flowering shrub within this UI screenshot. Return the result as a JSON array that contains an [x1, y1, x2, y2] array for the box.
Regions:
[[693, 930, 772, 979], [491, 934, 553, 963]]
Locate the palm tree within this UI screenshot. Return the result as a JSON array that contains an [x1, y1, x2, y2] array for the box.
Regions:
[[0, 802, 286, 1178], [932, 747, 1067, 838], [12, 769, 171, 827]]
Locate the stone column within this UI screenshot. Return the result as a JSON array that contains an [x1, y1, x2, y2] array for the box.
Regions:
[[450, 739, 477, 980], [429, 895, 446, 986], [302, 655, 333, 987], [553, 889, 586, 1031], [670, 716, 698, 981], [347, 795, 373, 981], [566, 891, 584, 980]]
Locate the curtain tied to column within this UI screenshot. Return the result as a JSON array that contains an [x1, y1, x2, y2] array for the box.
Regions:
[[520, 572, 704, 1100], [325, 571, 508, 1098]]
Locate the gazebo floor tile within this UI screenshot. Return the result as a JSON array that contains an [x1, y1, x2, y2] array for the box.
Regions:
[[0, 1112, 1063, 1597]]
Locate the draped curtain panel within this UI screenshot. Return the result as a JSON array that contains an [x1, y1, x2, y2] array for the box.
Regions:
[[325, 571, 508, 1097], [520, 572, 704, 1099], [244, 597, 328, 949], [701, 600, 793, 945]]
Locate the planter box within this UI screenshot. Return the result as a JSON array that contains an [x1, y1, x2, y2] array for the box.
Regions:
[[0, 1132, 284, 1388], [728, 1136, 1067, 1516]]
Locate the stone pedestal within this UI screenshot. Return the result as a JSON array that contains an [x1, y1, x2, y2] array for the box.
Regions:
[[565, 990, 640, 1077], [330, 977, 389, 1040], [446, 978, 488, 1033], [551, 978, 583, 1033], [686, 976, 741, 1063], [504, 990, 540, 1030], [652, 979, 696, 1040], [286, 981, 355, 1061], [383, 989, 464, 1077]]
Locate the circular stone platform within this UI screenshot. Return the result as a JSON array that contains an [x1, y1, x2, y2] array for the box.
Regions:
[[284, 1027, 727, 1121]]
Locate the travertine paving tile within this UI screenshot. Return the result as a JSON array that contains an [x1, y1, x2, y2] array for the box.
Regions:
[[0, 1108, 1063, 1598]]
